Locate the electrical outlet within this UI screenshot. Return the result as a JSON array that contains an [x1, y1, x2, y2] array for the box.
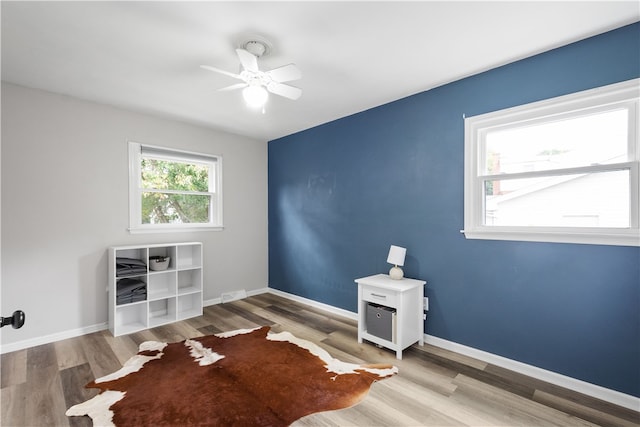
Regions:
[[423, 297, 429, 311]]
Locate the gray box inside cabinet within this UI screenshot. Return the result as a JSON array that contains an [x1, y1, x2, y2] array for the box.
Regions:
[[366, 303, 396, 342]]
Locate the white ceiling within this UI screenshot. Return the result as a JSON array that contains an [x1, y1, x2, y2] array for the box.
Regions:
[[2, 1, 638, 141]]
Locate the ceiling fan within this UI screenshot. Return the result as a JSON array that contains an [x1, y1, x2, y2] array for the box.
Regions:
[[201, 40, 302, 109]]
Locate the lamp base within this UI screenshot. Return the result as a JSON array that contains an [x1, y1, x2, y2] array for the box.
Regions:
[[389, 266, 404, 280]]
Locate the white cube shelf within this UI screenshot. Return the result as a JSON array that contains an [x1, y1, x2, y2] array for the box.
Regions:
[[109, 242, 203, 336]]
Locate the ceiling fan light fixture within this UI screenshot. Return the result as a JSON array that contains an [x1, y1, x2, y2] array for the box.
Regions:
[[201, 38, 300, 108], [242, 84, 268, 108]]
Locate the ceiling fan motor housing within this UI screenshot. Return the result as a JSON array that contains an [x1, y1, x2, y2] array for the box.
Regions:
[[242, 40, 269, 58]]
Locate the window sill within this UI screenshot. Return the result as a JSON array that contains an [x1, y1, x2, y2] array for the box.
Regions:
[[462, 228, 640, 247], [128, 225, 224, 234]]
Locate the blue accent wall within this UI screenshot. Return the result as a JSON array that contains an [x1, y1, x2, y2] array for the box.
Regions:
[[268, 23, 640, 397]]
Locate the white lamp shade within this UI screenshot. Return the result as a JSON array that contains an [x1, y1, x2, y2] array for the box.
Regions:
[[242, 84, 268, 108], [386, 245, 406, 267]]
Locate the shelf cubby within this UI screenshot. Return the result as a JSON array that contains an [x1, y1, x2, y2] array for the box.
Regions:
[[177, 244, 202, 269], [149, 298, 177, 328], [114, 302, 147, 335], [148, 271, 177, 301], [178, 269, 202, 295], [177, 293, 202, 320]]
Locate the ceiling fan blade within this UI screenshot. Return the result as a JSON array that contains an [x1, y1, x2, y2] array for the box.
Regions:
[[236, 49, 259, 72], [218, 83, 247, 92], [265, 64, 301, 83], [200, 65, 242, 80], [267, 82, 302, 100]]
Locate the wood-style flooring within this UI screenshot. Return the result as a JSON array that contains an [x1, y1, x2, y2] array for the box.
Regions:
[[1, 293, 639, 426]]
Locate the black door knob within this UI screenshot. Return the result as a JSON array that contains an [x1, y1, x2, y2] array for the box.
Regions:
[[0, 310, 25, 329]]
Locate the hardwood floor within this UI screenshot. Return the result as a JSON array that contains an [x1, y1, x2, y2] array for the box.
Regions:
[[1, 293, 639, 426]]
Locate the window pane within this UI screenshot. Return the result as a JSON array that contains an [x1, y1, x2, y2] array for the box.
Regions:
[[484, 109, 628, 174], [141, 159, 210, 192], [141, 192, 211, 224], [484, 170, 630, 227]]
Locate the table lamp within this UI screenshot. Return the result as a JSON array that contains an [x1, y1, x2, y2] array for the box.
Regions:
[[387, 245, 406, 280]]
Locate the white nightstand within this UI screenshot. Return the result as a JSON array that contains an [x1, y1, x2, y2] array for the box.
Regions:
[[355, 274, 426, 359]]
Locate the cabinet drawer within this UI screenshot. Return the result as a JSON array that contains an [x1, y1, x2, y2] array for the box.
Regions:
[[362, 286, 398, 307]]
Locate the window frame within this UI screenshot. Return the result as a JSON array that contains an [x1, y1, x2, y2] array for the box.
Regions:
[[463, 78, 639, 247], [128, 142, 223, 233]]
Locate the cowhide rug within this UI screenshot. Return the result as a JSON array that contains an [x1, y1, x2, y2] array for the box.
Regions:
[[66, 326, 397, 426]]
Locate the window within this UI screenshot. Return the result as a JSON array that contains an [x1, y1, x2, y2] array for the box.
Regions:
[[129, 142, 223, 233], [464, 79, 639, 246]]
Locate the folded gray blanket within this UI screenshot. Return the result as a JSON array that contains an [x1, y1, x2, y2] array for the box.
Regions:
[[116, 257, 147, 277], [116, 278, 147, 305]]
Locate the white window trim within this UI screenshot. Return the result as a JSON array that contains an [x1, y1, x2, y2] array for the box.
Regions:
[[128, 142, 224, 233], [463, 78, 640, 247]]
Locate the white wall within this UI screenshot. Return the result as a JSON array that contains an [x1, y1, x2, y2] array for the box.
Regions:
[[0, 83, 268, 349]]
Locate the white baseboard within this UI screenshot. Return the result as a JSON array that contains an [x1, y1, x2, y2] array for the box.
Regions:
[[267, 288, 358, 320], [0, 287, 271, 352], [0, 288, 271, 353], [269, 287, 640, 412], [203, 297, 222, 306], [0, 322, 108, 354], [1, 288, 271, 353], [424, 335, 640, 412], [204, 287, 268, 307]]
